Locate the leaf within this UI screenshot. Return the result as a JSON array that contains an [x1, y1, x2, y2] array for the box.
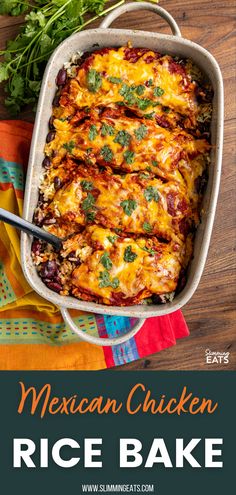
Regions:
[[152, 160, 158, 167], [80, 180, 93, 191], [144, 186, 159, 202], [0, 63, 9, 83], [120, 199, 137, 216], [100, 252, 113, 270], [87, 69, 102, 93], [88, 124, 98, 141], [39, 33, 52, 55], [81, 193, 95, 211], [10, 74, 25, 98], [154, 86, 164, 97], [63, 141, 75, 153], [28, 80, 41, 94], [107, 235, 118, 244], [136, 98, 153, 110], [101, 123, 114, 136], [101, 145, 113, 163], [143, 222, 153, 233], [25, 11, 46, 28], [0, 0, 28, 16], [108, 76, 122, 84], [134, 124, 148, 141], [135, 84, 145, 96], [114, 130, 131, 147], [99, 270, 119, 289], [123, 150, 135, 164], [124, 246, 138, 263]]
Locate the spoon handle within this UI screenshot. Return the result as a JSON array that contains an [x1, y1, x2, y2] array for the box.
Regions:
[[0, 208, 62, 250]]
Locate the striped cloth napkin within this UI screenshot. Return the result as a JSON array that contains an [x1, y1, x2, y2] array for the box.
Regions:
[[0, 120, 189, 370]]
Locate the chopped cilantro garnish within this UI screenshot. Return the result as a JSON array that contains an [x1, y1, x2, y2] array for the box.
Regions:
[[144, 186, 159, 202], [108, 76, 122, 84], [100, 252, 112, 270], [135, 85, 145, 96], [123, 150, 135, 164], [85, 211, 96, 222], [101, 123, 115, 136], [124, 246, 138, 263], [152, 160, 158, 167], [99, 271, 119, 289], [154, 86, 164, 97], [81, 192, 95, 211], [139, 173, 150, 179], [107, 235, 118, 244], [101, 145, 113, 162], [119, 83, 136, 105], [146, 166, 152, 172], [134, 124, 148, 141], [81, 180, 93, 191], [146, 78, 153, 87], [88, 124, 98, 141], [136, 98, 152, 110], [120, 199, 137, 216], [87, 69, 102, 93], [63, 141, 75, 153], [142, 246, 156, 255], [114, 130, 131, 147], [143, 111, 155, 119], [143, 222, 153, 233]]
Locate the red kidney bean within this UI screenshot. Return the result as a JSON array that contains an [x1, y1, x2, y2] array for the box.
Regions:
[[42, 156, 51, 169], [54, 176, 61, 190], [31, 239, 41, 255], [46, 281, 62, 293], [40, 260, 58, 279], [49, 116, 55, 130], [56, 68, 67, 86], [46, 131, 55, 143], [52, 94, 60, 107]]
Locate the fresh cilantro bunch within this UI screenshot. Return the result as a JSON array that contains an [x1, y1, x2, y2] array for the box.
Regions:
[[0, 0, 133, 114]]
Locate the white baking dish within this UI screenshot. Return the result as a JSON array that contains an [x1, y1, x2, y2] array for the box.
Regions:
[[21, 2, 224, 346]]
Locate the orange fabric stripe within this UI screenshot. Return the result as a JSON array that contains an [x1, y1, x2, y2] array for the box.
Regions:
[[0, 342, 106, 370], [0, 120, 33, 168], [0, 307, 86, 321], [0, 183, 24, 198]]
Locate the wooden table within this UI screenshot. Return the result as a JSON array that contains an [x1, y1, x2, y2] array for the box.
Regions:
[[0, 1, 235, 370]]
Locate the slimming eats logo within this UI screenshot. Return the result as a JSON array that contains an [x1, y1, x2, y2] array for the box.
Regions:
[[205, 349, 230, 365]]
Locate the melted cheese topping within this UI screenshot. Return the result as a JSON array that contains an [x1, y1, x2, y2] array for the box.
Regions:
[[62, 226, 185, 305], [34, 45, 212, 306]]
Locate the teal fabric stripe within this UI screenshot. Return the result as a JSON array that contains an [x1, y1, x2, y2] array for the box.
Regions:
[[0, 158, 24, 190]]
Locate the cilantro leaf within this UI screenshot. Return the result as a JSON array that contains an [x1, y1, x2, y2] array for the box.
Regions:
[[108, 76, 122, 84], [63, 141, 75, 153], [114, 130, 131, 147], [134, 124, 148, 141], [124, 246, 138, 263], [135, 85, 145, 96], [123, 150, 135, 164], [143, 111, 155, 119], [85, 211, 96, 222], [100, 252, 113, 270], [101, 145, 113, 162], [142, 246, 156, 255], [120, 199, 137, 216], [154, 86, 164, 97], [81, 193, 95, 211], [144, 186, 159, 202], [101, 123, 115, 136], [87, 69, 102, 93], [119, 83, 136, 105], [99, 271, 119, 289], [136, 98, 152, 110], [143, 222, 153, 233], [81, 180, 93, 191], [88, 124, 98, 141], [152, 160, 158, 167], [0, 63, 9, 83], [107, 235, 118, 244]]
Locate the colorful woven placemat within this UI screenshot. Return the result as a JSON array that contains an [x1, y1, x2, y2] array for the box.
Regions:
[[0, 120, 189, 370]]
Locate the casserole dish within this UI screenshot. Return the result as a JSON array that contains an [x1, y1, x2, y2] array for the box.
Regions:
[[21, 2, 224, 346]]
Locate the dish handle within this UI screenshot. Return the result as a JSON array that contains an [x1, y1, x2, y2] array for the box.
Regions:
[[60, 307, 145, 347], [99, 1, 181, 37]]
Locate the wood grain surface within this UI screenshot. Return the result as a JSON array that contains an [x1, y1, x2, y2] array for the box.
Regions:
[[0, 0, 235, 370]]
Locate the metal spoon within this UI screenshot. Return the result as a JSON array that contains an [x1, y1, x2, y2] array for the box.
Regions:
[[0, 207, 62, 250]]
